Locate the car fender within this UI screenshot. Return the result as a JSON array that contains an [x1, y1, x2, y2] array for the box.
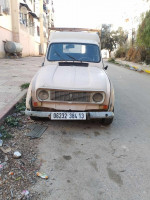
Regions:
[[26, 72, 40, 110]]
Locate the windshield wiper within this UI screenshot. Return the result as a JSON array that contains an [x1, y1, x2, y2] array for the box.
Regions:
[[54, 51, 82, 63], [66, 54, 78, 61], [54, 51, 66, 61]]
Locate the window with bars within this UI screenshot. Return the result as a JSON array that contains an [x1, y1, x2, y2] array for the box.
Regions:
[[0, 0, 10, 14], [20, 13, 28, 27], [37, 26, 40, 36]]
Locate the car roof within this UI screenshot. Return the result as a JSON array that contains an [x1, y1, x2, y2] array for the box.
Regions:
[[49, 31, 100, 45]]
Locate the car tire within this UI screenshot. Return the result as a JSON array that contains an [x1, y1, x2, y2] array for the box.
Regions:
[[101, 107, 114, 125], [101, 117, 114, 125], [30, 116, 40, 121]]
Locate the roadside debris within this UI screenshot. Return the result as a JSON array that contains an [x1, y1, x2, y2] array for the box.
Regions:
[[0, 139, 3, 147], [129, 66, 136, 71], [9, 171, 14, 175], [0, 97, 42, 199], [5, 155, 8, 161], [0, 164, 3, 171], [21, 190, 29, 196], [0, 162, 7, 171], [13, 151, 21, 158], [36, 172, 48, 179], [20, 190, 30, 199], [0, 146, 11, 153], [137, 68, 143, 72], [16, 177, 22, 181], [10, 189, 13, 198]]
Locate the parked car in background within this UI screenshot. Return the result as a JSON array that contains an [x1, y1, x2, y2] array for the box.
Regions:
[[25, 28, 114, 125]]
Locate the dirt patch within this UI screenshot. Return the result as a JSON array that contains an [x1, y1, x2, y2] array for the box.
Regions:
[[0, 108, 42, 199], [63, 155, 72, 160], [107, 163, 123, 186], [94, 131, 101, 136], [90, 161, 98, 172]]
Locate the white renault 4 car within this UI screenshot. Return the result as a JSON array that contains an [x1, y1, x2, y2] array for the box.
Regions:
[[25, 28, 114, 125]]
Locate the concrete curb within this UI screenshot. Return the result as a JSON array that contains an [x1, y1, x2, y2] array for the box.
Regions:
[[0, 89, 27, 122], [114, 60, 150, 74], [144, 69, 150, 74], [130, 65, 150, 74]]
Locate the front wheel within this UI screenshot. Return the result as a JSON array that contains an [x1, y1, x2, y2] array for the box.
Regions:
[[101, 117, 114, 125]]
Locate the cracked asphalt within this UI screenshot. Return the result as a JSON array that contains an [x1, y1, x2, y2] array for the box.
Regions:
[[31, 62, 150, 200]]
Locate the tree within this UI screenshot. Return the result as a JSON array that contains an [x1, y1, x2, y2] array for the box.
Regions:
[[136, 10, 150, 48], [101, 24, 128, 57], [115, 27, 128, 47], [101, 24, 116, 57]]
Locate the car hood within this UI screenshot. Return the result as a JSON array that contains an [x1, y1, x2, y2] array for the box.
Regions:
[[34, 64, 110, 92]]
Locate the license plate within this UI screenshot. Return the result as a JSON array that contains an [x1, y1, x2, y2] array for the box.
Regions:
[[51, 112, 86, 120]]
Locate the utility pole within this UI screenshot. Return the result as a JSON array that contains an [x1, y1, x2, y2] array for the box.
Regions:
[[11, 0, 20, 43], [39, 0, 44, 55]]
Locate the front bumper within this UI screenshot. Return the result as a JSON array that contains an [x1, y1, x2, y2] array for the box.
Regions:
[[25, 110, 114, 119]]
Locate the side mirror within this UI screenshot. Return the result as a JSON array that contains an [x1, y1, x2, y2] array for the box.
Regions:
[[42, 62, 44, 67], [104, 65, 108, 70]]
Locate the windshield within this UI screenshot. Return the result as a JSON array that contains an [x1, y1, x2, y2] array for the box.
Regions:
[[47, 43, 101, 63]]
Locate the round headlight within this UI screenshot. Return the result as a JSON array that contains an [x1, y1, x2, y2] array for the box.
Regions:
[[38, 90, 49, 100], [93, 93, 103, 102]]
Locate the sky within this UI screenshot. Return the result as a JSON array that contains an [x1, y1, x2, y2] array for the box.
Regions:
[[53, 0, 149, 30]]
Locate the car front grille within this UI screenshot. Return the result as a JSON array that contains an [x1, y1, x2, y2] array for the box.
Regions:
[[50, 90, 91, 103]]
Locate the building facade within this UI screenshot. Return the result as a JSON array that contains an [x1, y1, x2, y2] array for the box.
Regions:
[[0, 0, 54, 58]]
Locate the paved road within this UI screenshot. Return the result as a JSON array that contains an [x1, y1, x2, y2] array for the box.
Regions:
[[31, 62, 150, 200]]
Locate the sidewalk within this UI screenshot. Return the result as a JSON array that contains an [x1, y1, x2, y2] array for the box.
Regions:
[[0, 56, 44, 121], [115, 58, 150, 74]]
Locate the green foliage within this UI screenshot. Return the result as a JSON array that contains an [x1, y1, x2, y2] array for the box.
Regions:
[[136, 11, 150, 48], [115, 27, 128, 47], [15, 98, 26, 112], [5, 116, 20, 127], [124, 64, 130, 68], [101, 25, 128, 55], [101, 24, 116, 53], [108, 58, 120, 65], [115, 47, 128, 58], [0, 126, 12, 139], [108, 58, 115, 63], [20, 83, 30, 90], [145, 53, 150, 64], [0, 98, 26, 140]]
